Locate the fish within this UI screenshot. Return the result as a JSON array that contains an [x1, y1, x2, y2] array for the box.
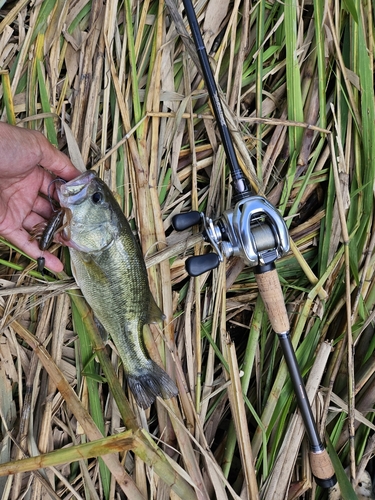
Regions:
[[56, 171, 178, 409]]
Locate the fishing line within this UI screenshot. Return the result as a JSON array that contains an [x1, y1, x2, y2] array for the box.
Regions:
[[47, 177, 66, 212]]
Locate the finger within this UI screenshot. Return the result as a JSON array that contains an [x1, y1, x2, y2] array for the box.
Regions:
[[3, 228, 64, 273], [36, 135, 81, 181], [31, 196, 55, 220], [39, 250, 65, 274]]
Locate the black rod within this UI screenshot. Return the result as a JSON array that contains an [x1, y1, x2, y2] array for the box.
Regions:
[[180, 0, 336, 489], [181, 0, 252, 199], [278, 332, 336, 488], [278, 333, 323, 451]]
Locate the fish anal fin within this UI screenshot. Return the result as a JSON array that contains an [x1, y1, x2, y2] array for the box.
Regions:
[[146, 295, 165, 324]]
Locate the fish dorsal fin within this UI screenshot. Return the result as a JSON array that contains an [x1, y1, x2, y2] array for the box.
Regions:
[[147, 295, 165, 324]]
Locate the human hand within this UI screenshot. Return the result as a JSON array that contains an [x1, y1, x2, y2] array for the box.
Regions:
[[0, 123, 80, 273]]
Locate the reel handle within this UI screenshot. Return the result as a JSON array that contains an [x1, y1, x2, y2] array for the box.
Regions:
[[172, 212, 221, 276]]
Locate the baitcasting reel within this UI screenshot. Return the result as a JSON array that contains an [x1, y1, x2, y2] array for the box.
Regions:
[[172, 195, 290, 276]]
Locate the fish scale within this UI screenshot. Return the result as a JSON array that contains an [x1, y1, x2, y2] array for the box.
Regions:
[[57, 171, 178, 409]]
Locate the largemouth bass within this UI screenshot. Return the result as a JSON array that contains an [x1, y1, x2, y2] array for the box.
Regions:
[[57, 171, 178, 409]]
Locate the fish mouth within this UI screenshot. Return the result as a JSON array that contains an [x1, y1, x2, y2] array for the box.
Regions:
[[57, 171, 96, 206]]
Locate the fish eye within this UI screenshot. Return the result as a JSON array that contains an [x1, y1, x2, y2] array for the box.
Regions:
[[92, 192, 103, 204]]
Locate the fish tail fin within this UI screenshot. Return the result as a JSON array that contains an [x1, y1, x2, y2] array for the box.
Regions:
[[127, 361, 178, 409]]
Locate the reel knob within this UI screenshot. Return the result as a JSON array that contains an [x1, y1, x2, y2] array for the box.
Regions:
[[172, 211, 222, 276], [172, 211, 201, 231], [186, 253, 220, 276]]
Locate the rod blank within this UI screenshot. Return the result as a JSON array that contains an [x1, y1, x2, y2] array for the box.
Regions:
[[181, 0, 251, 198]]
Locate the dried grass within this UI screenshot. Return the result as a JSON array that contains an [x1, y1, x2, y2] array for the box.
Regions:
[[1, 0, 375, 499]]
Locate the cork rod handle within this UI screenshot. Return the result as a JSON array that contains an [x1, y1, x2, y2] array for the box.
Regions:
[[255, 268, 290, 334], [309, 449, 336, 488]]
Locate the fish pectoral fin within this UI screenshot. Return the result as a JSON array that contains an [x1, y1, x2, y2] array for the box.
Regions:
[[147, 296, 165, 324], [80, 251, 94, 263], [94, 316, 108, 343], [127, 361, 178, 409]]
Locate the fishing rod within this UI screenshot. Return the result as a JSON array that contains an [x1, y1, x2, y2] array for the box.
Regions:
[[171, 0, 336, 489]]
